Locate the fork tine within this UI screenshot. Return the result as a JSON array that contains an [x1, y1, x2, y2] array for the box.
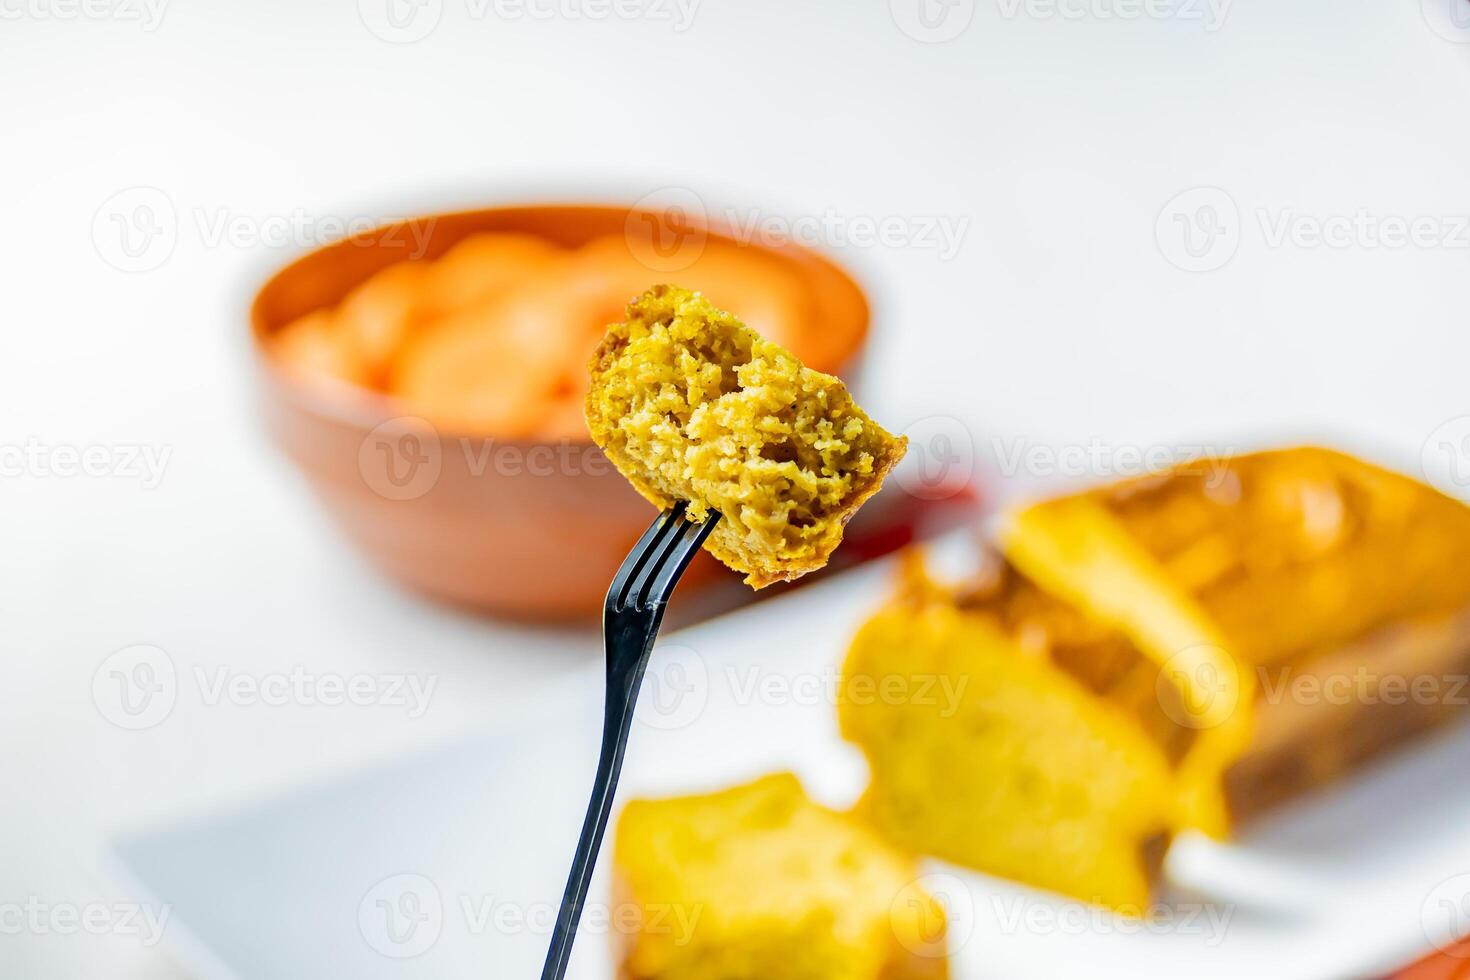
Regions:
[[607, 502, 687, 614], [641, 513, 719, 610], [628, 511, 698, 610]]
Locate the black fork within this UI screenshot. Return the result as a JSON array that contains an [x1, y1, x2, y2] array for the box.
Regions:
[[540, 502, 718, 980]]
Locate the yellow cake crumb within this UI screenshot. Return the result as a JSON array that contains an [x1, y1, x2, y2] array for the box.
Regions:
[[841, 447, 1470, 908], [613, 773, 948, 980], [586, 285, 907, 588], [840, 557, 1176, 910]]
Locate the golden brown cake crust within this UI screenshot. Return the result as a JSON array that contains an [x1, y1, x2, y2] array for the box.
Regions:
[[1075, 447, 1470, 816], [844, 447, 1470, 907], [587, 285, 907, 588]]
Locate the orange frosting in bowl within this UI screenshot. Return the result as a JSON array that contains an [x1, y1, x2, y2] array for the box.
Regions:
[[267, 231, 836, 440]]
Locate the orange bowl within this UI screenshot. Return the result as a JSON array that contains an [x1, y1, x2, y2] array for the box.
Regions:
[[249, 202, 871, 620]]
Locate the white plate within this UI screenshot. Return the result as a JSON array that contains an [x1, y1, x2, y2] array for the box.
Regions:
[[105, 551, 1470, 979]]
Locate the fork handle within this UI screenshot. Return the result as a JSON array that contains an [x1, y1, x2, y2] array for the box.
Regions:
[[540, 621, 660, 980]]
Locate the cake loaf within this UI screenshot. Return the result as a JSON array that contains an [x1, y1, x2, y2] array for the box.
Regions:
[[841, 447, 1470, 907]]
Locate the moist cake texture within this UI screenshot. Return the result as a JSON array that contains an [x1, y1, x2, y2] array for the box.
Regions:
[[841, 555, 1177, 909], [586, 285, 907, 588], [612, 773, 948, 980], [841, 447, 1470, 907]]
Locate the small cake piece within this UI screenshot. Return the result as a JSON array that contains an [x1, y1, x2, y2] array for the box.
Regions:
[[613, 773, 948, 980], [586, 286, 907, 588], [840, 555, 1179, 910]]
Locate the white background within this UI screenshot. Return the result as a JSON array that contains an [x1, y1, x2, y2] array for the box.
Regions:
[[3, 0, 1470, 976]]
